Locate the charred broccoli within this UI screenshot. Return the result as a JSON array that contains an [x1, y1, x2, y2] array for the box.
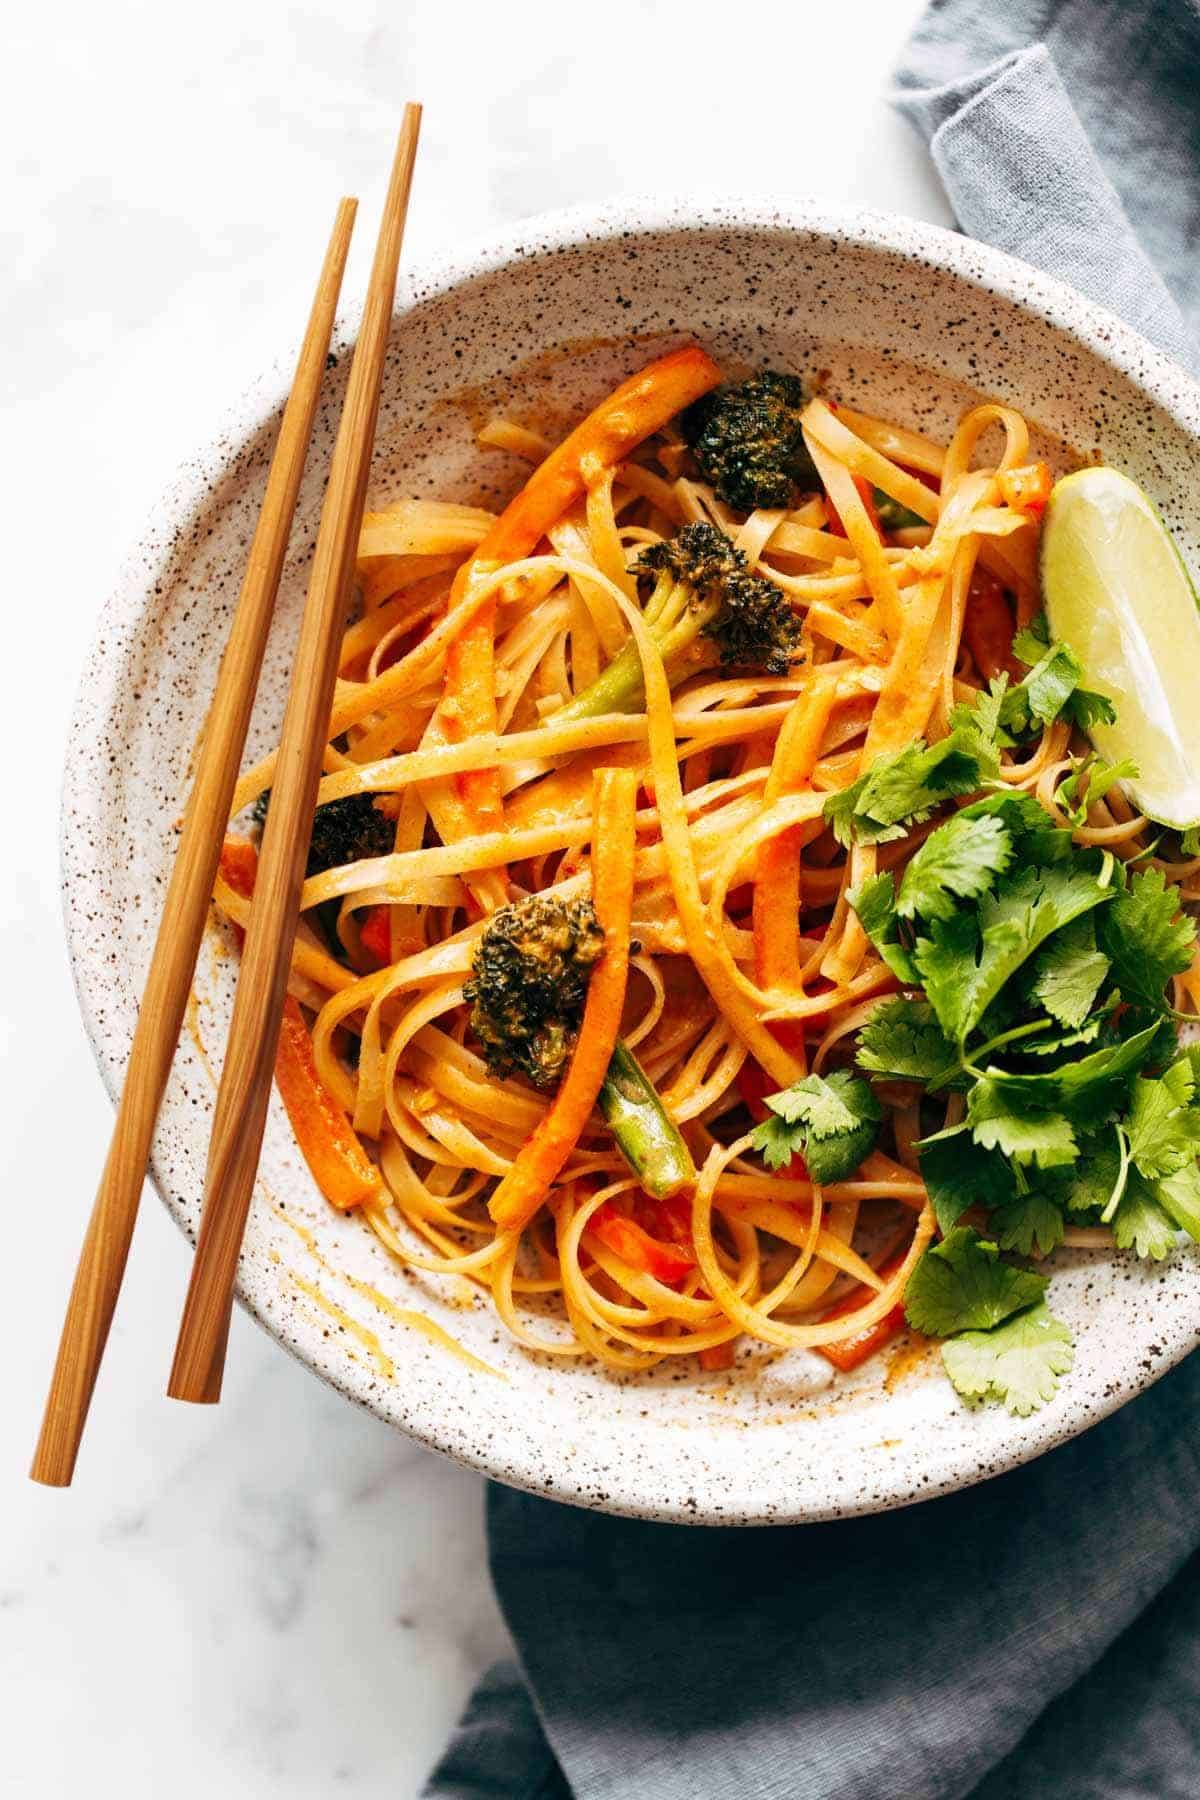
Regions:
[[553, 521, 804, 723], [466, 896, 694, 1197], [465, 895, 605, 1090], [253, 789, 395, 877], [681, 371, 817, 512]]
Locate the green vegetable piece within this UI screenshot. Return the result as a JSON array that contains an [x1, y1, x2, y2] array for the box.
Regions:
[[971, 1022, 1160, 1126], [1153, 1162, 1200, 1244], [918, 860, 1114, 1045], [1111, 1172, 1178, 1261], [824, 728, 997, 848], [903, 1226, 1047, 1337], [1126, 1058, 1200, 1178], [872, 486, 927, 532], [1030, 916, 1110, 1029], [554, 521, 804, 724], [598, 1040, 695, 1200], [1099, 866, 1197, 1013], [941, 1301, 1074, 1415], [917, 1131, 1015, 1236], [856, 997, 961, 1087], [990, 1191, 1066, 1257], [681, 371, 817, 512], [846, 875, 919, 985], [896, 813, 1012, 923], [966, 1081, 1078, 1168], [750, 1070, 880, 1183]]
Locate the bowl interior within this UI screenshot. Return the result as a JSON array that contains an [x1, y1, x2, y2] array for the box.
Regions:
[[63, 205, 1200, 1523]]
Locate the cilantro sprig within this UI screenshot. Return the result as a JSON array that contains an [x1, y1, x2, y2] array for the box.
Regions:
[[781, 633, 1200, 1417]]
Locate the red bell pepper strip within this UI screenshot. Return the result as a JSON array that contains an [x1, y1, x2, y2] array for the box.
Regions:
[[358, 904, 392, 966], [998, 460, 1052, 517], [587, 1202, 697, 1286], [814, 1251, 909, 1372]]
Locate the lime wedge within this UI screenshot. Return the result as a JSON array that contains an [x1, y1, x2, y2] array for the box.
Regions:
[[1040, 466, 1200, 830]]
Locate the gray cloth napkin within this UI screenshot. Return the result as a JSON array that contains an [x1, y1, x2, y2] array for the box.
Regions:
[[424, 7, 1200, 1794]]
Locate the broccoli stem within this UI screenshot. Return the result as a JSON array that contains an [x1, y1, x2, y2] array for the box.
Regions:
[[551, 578, 717, 724], [599, 1039, 696, 1199]]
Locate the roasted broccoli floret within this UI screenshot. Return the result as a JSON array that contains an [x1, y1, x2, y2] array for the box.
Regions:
[[465, 895, 605, 1090], [253, 789, 395, 878], [465, 895, 695, 1197], [554, 521, 804, 722], [681, 371, 817, 511]]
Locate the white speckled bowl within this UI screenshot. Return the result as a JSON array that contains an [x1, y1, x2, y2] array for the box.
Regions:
[[63, 199, 1200, 1524]]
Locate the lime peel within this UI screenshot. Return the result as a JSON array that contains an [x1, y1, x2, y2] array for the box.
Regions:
[[1040, 466, 1200, 831]]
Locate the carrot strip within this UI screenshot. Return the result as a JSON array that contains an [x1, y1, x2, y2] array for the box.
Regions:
[[274, 998, 385, 1211], [217, 839, 384, 1212], [487, 767, 637, 1232], [430, 346, 722, 890]]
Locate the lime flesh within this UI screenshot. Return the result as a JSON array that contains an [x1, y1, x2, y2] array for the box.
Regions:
[[1040, 466, 1200, 830]]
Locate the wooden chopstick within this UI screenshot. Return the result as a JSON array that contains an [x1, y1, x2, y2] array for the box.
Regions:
[[167, 104, 423, 1405], [31, 199, 358, 1487]]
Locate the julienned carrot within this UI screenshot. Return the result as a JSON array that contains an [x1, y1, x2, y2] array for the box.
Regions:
[[218, 839, 383, 1212], [487, 767, 637, 1233], [814, 1251, 909, 1373], [431, 346, 723, 866], [273, 997, 385, 1211]]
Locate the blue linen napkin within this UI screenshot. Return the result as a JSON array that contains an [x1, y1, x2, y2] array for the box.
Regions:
[[424, 8, 1200, 1794]]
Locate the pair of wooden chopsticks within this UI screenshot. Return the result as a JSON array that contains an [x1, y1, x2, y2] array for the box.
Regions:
[[32, 103, 423, 1487]]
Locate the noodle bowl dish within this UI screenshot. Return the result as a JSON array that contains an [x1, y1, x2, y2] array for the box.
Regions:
[[64, 201, 1200, 1522]]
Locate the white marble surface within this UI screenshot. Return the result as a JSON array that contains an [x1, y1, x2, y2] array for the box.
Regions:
[[3, 3, 949, 1793]]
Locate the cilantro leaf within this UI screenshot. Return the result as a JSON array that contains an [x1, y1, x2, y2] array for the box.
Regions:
[[750, 1070, 880, 1182], [1099, 867, 1197, 1012], [1181, 826, 1200, 858], [903, 1226, 1047, 1336], [1011, 613, 1050, 663], [824, 729, 996, 848], [941, 1301, 1074, 1415], [957, 789, 1069, 865], [917, 1130, 1016, 1235], [896, 813, 1012, 923], [1126, 1057, 1200, 1178], [1154, 1162, 1200, 1244], [950, 676, 1013, 751], [970, 1023, 1160, 1126], [1017, 641, 1087, 730], [1030, 916, 1110, 1029], [846, 873, 919, 985], [916, 861, 1114, 1044], [856, 997, 961, 1087], [1059, 1136, 1124, 1215], [751, 1114, 805, 1172], [1063, 686, 1118, 732], [1003, 620, 1116, 737], [1019, 1015, 1107, 1056], [1055, 756, 1139, 830], [966, 1080, 1078, 1167], [990, 1190, 1066, 1256], [1111, 1172, 1178, 1261]]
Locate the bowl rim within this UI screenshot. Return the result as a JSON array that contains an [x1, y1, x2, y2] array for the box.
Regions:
[[62, 195, 1200, 1524]]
